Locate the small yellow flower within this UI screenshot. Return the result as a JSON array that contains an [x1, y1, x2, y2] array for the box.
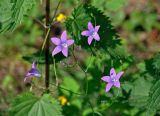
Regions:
[[58, 95, 68, 106], [56, 13, 67, 23]]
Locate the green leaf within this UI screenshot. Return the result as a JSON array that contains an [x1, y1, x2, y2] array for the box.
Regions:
[[0, 0, 13, 32], [147, 79, 160, 115], [129, 77, 152, 108], [66, 4, 120, 52], [0, 0, 35, 33], [66, 4, 91, 44], [61, 77, 80, 96], [152, 53, 160, 73], [9, 93, 63, 116], [107, 45, 130, 60]]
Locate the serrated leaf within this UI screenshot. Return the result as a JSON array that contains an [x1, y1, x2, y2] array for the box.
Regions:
[[129, 77, 152, 108], [107, 45, 130, 60], [0, 0, 12, 22], [66, 4, 120, 52], [0, 0, 13, 32], [9, 92, 63, 116], [147, 79, 160, 115], [152, 53, 160, 72], [0, 0, 35, 33]]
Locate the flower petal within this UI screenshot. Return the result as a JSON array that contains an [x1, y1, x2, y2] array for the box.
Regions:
[[81, 30, 90, 36], [114, 81, 120, 88], [52, 46, 62, 56], [88, 36, 93, 45], [88, 22, 94, 30], [26, 68, 41, 77], [94, 33, 100, 41], [115, 71, 124, 80], [110, 68, 116, 77], [67, 39, 74, 46], [61, 31, 67, 42], [101, 76, 110, 82], [105, 83, 113, 92], [62, 48, 68, 57], [95, 25, 100, 32], [51, 37, 60, 45]]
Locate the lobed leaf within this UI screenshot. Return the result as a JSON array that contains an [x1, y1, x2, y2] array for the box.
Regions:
[[147, 79, 160, 115], [0, 0, 35, 33], [66, 4, 120, 48], [9, 92, 63, 116]]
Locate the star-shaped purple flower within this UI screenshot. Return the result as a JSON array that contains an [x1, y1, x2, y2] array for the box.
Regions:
[[24, 62, 41, 82], [101, 68, 124, 92], [51, 31, 74, 57], [81, 22, 100, 45]]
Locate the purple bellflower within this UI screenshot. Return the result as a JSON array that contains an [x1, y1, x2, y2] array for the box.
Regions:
[[101, 68, 124, 92], [24, 62, 41, 82], [51, 31, 74, 57], [81, 22, 100, 45]]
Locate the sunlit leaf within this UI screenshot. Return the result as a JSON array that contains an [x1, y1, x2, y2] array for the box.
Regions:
[[9, 93, 63, 116]]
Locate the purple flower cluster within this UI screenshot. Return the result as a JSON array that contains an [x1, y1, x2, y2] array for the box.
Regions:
[[24, 21, 124, 93]]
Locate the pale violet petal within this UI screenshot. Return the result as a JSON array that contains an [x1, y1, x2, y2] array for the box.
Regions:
[[88, 22, 94, 30], [101, 76, 110, 82], [115, 71, 124, 80], [88, 36, 93, 45], [61, 31, 67, 42], [67, 39, 74, 46], [81, 30, 90, 36], [114, 81, 120, 88], [94, 33, 100, 41], [62, 48, 68, 57], [52, 46, 62, 56], [105, 83, 113, 92], [95, 25, 100, 32], [110, 68, 116, 77], [51, 37, 60, 45]]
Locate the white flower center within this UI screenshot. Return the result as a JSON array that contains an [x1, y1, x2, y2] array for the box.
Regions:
[[61, 43, 68, 48], [111, 78, 117, 82], [91, 32, 96, 37]]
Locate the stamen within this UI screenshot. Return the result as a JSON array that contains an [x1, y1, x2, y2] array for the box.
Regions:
[[92, 32, 96, 37], [61, 43, 68, 48]]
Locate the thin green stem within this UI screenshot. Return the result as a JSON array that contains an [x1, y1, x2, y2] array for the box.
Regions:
[[87, 97, 95, 116], [49, 0, 62, 27], [70, 49, 88, 95], [50, 83, 85, 96], [53, 58, 58, 86], [85, 54, 94, 72]]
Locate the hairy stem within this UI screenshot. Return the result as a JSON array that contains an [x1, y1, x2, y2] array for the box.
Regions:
[[45, 0, 50, 91]]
